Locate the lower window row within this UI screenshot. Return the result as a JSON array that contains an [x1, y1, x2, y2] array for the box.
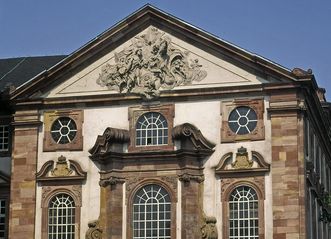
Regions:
[[44, 184, 261, 239]]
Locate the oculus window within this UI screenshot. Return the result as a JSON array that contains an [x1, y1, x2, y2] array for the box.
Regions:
[[50, 117, 77, 145], [136, 112, 168, 146], [229, 186, 259, 239], [133, 184, 171, 239], [228, 106, 257, 135]]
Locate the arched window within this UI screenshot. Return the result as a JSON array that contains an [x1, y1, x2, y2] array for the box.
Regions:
[[136, 112, 168, 146], [229, 186, 259, 239], [48, 194, 75, 239], [132, 184, 171, 239]]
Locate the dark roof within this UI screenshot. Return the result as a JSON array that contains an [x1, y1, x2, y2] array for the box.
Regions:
[[0, 55, 67, 92]]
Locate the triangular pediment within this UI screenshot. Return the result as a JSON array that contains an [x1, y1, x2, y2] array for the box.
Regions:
[[11, 5, 304, 101], [46, 26, 272, 99]]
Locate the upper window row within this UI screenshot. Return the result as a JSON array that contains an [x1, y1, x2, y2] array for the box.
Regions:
[[42, 100, 264, 151]]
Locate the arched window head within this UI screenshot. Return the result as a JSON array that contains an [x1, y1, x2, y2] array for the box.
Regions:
[[48, 193, 75, 239], [229, 186, 259, 239], [133, 184, 171, 239], [136, 112, 168, 146]]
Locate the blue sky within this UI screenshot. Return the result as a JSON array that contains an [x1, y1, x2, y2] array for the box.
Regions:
[[1, 0, 330, 99]]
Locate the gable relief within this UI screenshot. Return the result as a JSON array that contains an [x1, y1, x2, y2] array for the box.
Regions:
[[214, 147, 270, 176], [96, 27, 207, 99]]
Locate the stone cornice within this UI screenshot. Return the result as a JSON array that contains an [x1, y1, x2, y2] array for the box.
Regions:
[[172, 123, 215, 151], [89, 127, 130, 156]]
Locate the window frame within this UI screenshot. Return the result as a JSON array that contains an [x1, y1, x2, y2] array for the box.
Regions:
[[221, 179, 265, 239], [221, 99, 264, 143], [127, 180, 177, 239], [0, 197, 9, 239], [0, 117, 11, 157], [43, 110, 83, 152], [128, 104, 174, 152], [41, 186, 82, 239]]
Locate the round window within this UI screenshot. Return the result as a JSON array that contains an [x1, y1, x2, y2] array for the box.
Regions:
[[228, 106, 257, 135], [50, 117, 77, 144]]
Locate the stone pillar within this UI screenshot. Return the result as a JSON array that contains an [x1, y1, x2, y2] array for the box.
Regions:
[[99, 178, 124, 239], [8, 110, 40, 239], [270, 94, 306, 238], [179, 174, 204, 239]]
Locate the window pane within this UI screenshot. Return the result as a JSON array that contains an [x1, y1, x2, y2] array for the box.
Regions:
[[136, 113, 168, 146], [133, 184, 171, 239], [0, 125, 9, 152], [48, 194, 75, 239], [229, 186, 259, 239]]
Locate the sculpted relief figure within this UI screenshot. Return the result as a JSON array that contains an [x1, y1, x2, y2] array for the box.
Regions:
[[97, 27, 207, 99]]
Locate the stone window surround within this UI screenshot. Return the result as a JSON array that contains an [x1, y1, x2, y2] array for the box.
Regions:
[[221, 178, 265, 239], [41, 185, 82, 239], [126, 178, 177, 239], [221, 99, 264, 142], [128, 104, 174, 152], [43, 110, 83, 152]]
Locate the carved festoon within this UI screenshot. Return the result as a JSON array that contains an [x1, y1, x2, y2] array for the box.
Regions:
[[89, 127, 130, 156], [201, 216, 218, 239], [51, 155, 73, 177], [85, 220, 102, 239], [96, 27, 207, 99], [172, 123, 215, 151], [231, 147, 253, 169]]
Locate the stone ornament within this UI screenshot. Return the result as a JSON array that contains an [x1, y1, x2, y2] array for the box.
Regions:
[[231, 146, 253, 169], [97, 27, 207, 99], [36, 156, 87, 182], [51, 155, 73, 176], [201, 216, 218, 239], [178, 172, 204, 183], [85, 220, 102, 239]]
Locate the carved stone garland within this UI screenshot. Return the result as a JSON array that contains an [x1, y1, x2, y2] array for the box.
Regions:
[[96, 27, 207, 99]]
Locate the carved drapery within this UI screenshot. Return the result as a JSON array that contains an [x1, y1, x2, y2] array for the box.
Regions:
[[96, 27, 207, 99]]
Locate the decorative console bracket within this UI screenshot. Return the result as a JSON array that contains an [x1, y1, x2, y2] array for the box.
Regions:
[[85, 220, 102, 239], [201, 215, 218, 239]]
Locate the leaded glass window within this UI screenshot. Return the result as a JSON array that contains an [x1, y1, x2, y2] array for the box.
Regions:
[[133, 184, 171, 239], [0, 199, 7, 239], [51, 117, 77, 144], [229, 186, 259, 239], [228, 106, 257, 135], [136, 112, 168, 146], [48, 194, 75, 239]]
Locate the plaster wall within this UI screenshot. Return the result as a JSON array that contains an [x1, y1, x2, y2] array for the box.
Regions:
[[35, 97, 272, 238]]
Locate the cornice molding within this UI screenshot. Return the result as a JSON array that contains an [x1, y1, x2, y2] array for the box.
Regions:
[[172, 123, 215, 151], [89, 127, 130, 156]]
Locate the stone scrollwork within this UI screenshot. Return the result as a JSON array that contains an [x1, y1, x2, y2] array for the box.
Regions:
[[178, 173, 204, 183], [99, 176, 125, 187], [85, 220, 102, 239], [201, 216, 218, 239], [96, 27, 207, 99]]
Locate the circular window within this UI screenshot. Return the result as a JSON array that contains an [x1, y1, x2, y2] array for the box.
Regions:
[[50, 117, 77, 144], [228, 106, 257, 135]]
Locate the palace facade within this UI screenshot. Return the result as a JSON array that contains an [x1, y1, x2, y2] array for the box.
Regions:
[[0, 5, 330, 239]]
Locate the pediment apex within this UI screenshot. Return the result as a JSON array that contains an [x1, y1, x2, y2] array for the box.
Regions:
[[11, 5, 300, 101]]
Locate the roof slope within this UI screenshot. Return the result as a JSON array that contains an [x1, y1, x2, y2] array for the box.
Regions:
[[0, 55, 66, 91]]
